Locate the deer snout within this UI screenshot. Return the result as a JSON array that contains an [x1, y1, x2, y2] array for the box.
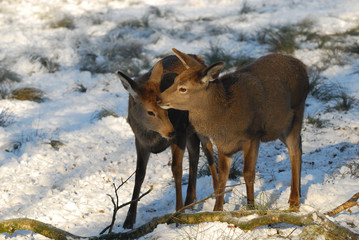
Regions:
[[162, 130, 175, 139], [156, 96, 172, 109]]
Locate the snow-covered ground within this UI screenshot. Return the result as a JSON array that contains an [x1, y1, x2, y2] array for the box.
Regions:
[[0, 0, 358, 239]]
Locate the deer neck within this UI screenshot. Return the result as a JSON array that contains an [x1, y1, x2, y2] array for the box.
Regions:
[[188, 81, 230, 138]]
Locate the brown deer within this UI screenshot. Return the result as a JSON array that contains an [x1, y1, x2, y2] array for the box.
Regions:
[[157, 48, 309, 211], [117, 54, 218, 229]]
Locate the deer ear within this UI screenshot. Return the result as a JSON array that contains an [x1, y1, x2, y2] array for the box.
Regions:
[[149, 60, 163, 84], [117, 71, 138, 97], [172, 48, 202, 69], [201, 62, 224, 84]]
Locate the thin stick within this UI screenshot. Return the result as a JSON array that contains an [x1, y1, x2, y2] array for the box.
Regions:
[[116, 171, 136, 191], [99, 172, 152, 235]]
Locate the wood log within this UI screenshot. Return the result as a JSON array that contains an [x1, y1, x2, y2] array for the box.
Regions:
[[1, 211, 358, 240]]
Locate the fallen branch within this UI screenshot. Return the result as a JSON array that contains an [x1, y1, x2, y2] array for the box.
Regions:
[[1, 211, 358, 240], [325, 192, 359, 216], [0, 218, 82, 240], [1, 190, 359, 240]]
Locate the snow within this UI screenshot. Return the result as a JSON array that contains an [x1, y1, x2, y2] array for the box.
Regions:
[[0, 0, 358, 239]]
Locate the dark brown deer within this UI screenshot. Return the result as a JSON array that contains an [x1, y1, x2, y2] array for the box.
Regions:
[[157, 49, 309, 211], [117, 54, 218, 229]]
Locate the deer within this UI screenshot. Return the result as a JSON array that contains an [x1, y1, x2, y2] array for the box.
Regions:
[[157, 48, 309, 211], [117, 54, 218, 229]]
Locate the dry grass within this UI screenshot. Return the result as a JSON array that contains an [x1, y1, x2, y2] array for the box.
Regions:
[[11, 87, 46, 103]]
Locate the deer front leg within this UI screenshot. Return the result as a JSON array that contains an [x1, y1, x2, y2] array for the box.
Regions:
[[185, 133, 200, 206], [213, 151, 232, 211], [123, 139, 150, 229], [171, 134, 186, 211], [242, 139, 259, 209]]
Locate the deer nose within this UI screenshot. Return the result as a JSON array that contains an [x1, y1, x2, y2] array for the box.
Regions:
[[156, 96, 162, 104]]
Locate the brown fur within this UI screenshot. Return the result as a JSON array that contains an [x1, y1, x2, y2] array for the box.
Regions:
[[118, 55, 218, 229], [158, 49, 309, 211]]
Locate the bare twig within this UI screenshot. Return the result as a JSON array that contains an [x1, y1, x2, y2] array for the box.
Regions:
[[325, 192, 359, 216], [100, 172, 153, 235], [117, 171, 136, 190]]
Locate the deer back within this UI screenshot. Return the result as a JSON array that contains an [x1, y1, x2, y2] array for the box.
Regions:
[[158, 49, 309, 155]]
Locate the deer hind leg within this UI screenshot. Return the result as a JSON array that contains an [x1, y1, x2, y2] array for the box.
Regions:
[[242, 138, 260, 209], [185, 133, 200, 206], [124, 139, 151, 229], [199, 134, 219, 192], [171, 133, 186, 212], [213, 151, 232, 211], [281, 104, 305, 209]]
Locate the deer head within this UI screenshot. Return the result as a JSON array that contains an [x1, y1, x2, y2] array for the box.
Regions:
[[118, 60, 175, 139], [157, 48, 224, 111]]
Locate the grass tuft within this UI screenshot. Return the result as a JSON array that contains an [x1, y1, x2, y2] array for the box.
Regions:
[[11, 87, 46, 103], [73, 83, 87, 93], [344, 24, 359, 36], [0, 86, 11, 99], [264, 25, 299, 54], [203, 44, 236, 70], [49, 15, 75, 29], [306, 114, 328, 128], [0, 108, 14, 127], [345, 43, 359, 55], [30, 54, 60, 73], [239, 1, 254, 15], [257, 19, 316, 54], [79, 37, 149, 76], [92, 108, 119, 121], [332, 91, 356, 112], [3, 129, 46, 154], [49, 140, 65, 151], [308, 67, 343, 102], [254, 188, 278, 215], [0, 68, 22, 84]]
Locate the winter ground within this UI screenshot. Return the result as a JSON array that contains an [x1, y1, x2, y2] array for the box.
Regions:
[[0, 0, 358, 239]]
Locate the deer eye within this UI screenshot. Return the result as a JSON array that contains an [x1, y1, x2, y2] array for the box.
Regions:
[[147, 111, 155, 116], [178, 87, 187, 94]]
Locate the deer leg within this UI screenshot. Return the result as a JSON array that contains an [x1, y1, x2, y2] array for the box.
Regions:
[[123, 139, 150, 229], [184, 133, 200, 206], [213, 151, 232, 211], [283, 112, 304, 209], [171, 134, 186, 211], [286, 134, 302, 209], [242, 139, 260, 209], [199, 135, 219, 192]]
